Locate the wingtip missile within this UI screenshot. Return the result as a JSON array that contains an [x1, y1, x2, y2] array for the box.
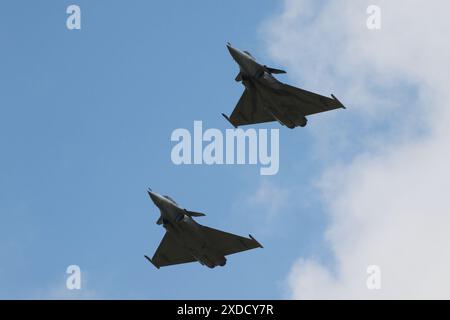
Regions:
[[331, 94, 346, 109], [249, 234, 264, 248], [221, 113, 238, 128], [144, 255, 160, 269]]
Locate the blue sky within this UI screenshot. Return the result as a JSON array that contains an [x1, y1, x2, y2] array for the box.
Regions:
[[0, 0, 351, 299]]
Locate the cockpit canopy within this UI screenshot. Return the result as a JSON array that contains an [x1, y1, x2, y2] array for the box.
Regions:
[[163, 195, 178, 205], [243, 50, 253, 57]]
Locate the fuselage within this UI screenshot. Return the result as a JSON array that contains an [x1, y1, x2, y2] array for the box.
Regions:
[[148, 191, 226, 268]]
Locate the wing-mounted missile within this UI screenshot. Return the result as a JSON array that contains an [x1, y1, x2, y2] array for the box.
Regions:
[[144, 255, 160, 269], [221, 113, 238, 128], [331, 94, 346, 109], [184, 209, 206, 218], [264, 65, 287, 74], [249, 234, 264, 248]]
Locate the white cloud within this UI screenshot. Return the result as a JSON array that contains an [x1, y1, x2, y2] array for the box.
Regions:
[[247, 180, 290, 221], [263, 0, 450, 299], [236, 179, 292, 236]]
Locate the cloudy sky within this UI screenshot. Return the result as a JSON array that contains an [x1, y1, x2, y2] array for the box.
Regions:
[[1, 0, 449, 299]]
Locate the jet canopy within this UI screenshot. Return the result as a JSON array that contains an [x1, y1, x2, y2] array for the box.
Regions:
[[163, 195, 178, 205]]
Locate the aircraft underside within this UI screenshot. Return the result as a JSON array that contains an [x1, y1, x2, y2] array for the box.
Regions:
[[222, 73, 344, 129], [255, 86, 308, 129], [173, 225, 228, 268]]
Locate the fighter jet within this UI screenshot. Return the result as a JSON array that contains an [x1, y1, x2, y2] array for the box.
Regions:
[[222, 43, 346, 129], [144, 189, 263, 269]]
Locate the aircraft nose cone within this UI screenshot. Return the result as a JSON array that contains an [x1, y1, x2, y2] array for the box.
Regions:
[[147, 190, 160, 204], [226, 44, 235, 55], [226, 43, 241, 61]]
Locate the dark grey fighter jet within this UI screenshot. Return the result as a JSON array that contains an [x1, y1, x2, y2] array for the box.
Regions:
[[144, 189, 263, 269], [222, 43, 346, 129]]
